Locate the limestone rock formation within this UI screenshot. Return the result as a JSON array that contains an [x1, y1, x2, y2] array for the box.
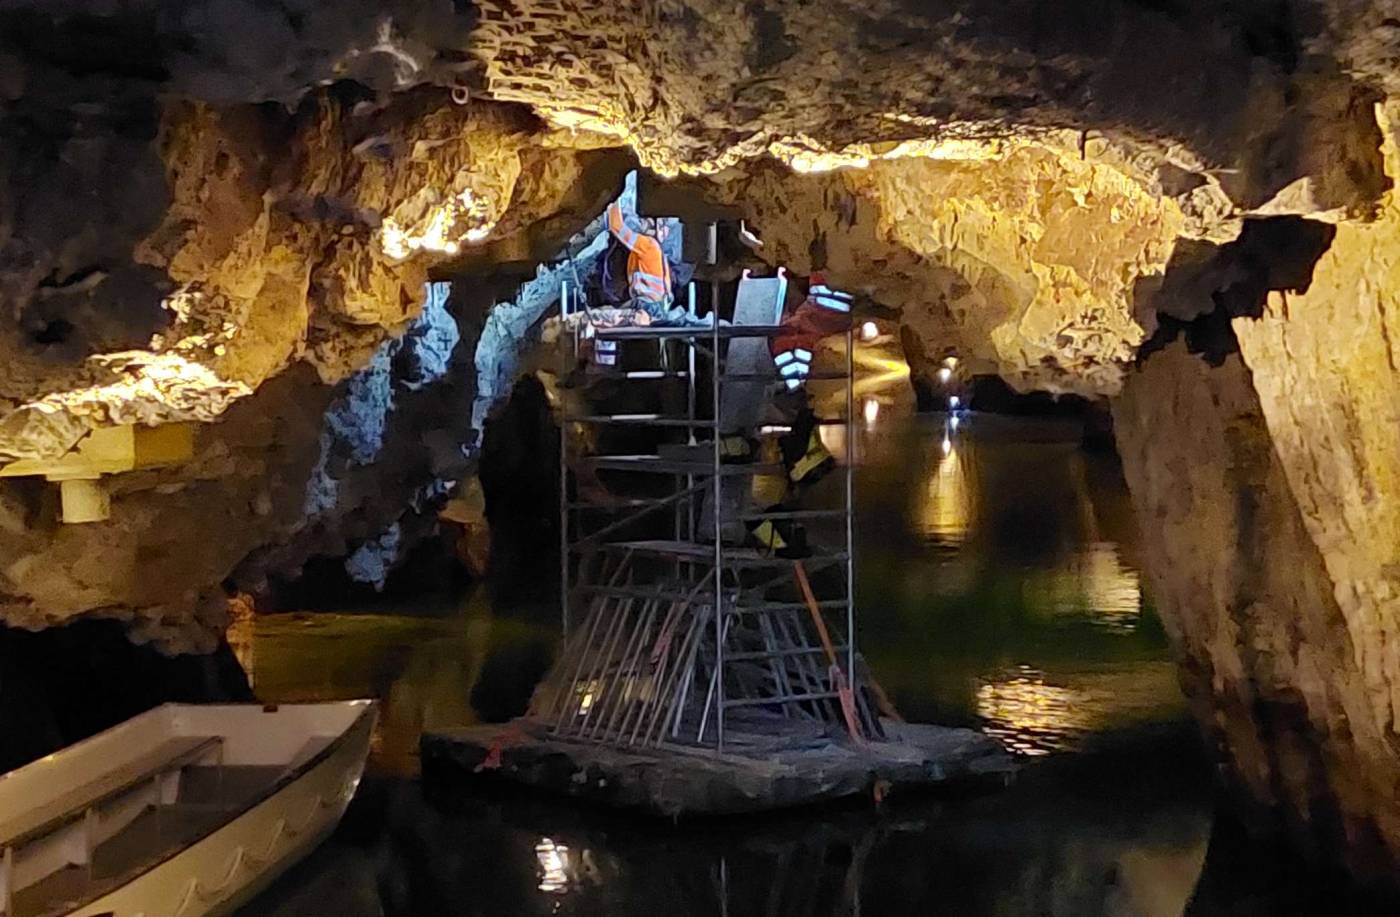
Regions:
[[1112, 103, 1400, 877], [0, 366, 332, 650], [710, 138, 1185, 395], [0, 81, 600, 462], [3, 0, 1393, 461]]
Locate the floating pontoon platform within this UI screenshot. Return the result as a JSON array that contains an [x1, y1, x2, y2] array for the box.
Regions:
[[422, 716, 1012, 817]]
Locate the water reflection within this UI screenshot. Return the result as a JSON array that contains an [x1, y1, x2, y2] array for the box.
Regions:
[[248, 731, 1215, 917], [535, 837, 572, 893], [973, 662, 1183, 756], [918, 419, 975, 546], [240, 399, 1215, 916], [236, 596, 553, 775], [850, 410, 1179, 754]]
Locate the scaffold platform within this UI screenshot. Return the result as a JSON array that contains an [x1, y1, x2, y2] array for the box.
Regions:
[[423, 269, 1012, 814]]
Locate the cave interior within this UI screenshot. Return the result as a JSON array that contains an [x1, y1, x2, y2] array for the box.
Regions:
[[3, 0, 1400, 909]]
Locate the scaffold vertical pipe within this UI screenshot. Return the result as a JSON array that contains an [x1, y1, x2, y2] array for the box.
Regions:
[[687, 331, 697, 540], [559, 295, 571, 636], [845, 326, 856, 685], [712, 317, 724, 752]]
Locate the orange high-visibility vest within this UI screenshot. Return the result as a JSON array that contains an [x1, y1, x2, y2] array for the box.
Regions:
[[608, 205, 672, 304]]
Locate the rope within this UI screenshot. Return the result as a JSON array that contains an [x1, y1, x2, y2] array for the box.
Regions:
[[170, 791, 331, 914]]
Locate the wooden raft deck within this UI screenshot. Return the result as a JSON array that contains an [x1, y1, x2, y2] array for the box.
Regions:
[[421, 718, 1014, 817]]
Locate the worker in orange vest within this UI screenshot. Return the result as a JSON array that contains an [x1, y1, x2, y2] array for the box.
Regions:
[[607, 203, 723, 329], [607, 203, 674, 319]]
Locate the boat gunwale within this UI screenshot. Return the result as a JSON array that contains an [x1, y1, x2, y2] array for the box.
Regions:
[[0, 735, 225, 850], [10, 700, 375, 917]]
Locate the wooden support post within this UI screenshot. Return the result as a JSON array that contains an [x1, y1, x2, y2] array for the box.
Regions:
[[81, 807, 97, 873]]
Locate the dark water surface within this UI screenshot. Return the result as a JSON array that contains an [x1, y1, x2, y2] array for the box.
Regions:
[[234, 409, 1278, 916]]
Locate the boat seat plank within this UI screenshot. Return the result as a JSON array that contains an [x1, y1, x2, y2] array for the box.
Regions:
[[175, 765, 283, 808], [13, 805, 225, 917], [0, 736, 222, 849]]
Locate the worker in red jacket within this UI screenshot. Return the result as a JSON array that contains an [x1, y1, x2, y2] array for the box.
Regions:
[[748, 273, 854, 556], [770, 272, 853, 392]]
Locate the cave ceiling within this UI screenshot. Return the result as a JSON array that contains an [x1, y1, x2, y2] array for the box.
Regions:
[[0, 0, 1396, 458]]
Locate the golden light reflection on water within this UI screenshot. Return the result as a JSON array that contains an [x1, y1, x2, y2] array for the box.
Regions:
[[976, 666, 1085, 757], [976, 663, 1184, 756], [917, 425, 975, 545], [1038, 542, 1144, 634]]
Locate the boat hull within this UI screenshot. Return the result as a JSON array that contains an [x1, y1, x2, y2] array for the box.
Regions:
[[66, 706, 374, 917]]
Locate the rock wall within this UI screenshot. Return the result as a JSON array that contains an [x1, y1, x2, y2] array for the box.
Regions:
[[0, 81, 600, 462], [1111, 105, 1400, 877], [1114, 343, 1392, 872], [469, 0, 1383, 214], [707, 139, 1186, 396], [2, 0, 1391, 461], [0, 364, 331, 649]]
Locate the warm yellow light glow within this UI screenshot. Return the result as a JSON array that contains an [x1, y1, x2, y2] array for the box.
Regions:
[[920, 431, 972, 540], [0, 285, 261, 460], [380, 187, 500, 261], [772, 136, 872, 174], [768, 131, 1029, 176], [537, 104, 634, 140], [976, 666, 1084, 757], [574, 680, 600, 717], [937, 367, 952, 383], [863, 399, 880, 425], [850, 351, 911, 398], [24, 352, 252, 427]]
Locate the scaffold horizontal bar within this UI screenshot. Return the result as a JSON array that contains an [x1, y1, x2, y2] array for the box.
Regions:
[[575, 584, 711, 604], [566, 415, 718, 427], [585, 455, 783, 475], [725, 645, 848, 662], [737, 509, 848, 521], [593, 540, 849, 566], [722, 692, 841, 708], [595, 325, 791, 340], [732, 600, 849, 614]]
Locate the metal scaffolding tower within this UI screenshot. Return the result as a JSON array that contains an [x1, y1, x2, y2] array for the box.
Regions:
[[530, 274, 880, 756]]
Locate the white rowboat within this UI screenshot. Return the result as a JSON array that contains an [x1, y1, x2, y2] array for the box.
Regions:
[[0, 701, 376, 917]]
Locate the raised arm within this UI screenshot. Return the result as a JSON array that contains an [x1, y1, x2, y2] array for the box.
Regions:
[[607, 203, 641, 251]]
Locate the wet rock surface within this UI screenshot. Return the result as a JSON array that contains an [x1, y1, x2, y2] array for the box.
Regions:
[[1107, 102, 1400, 878]]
